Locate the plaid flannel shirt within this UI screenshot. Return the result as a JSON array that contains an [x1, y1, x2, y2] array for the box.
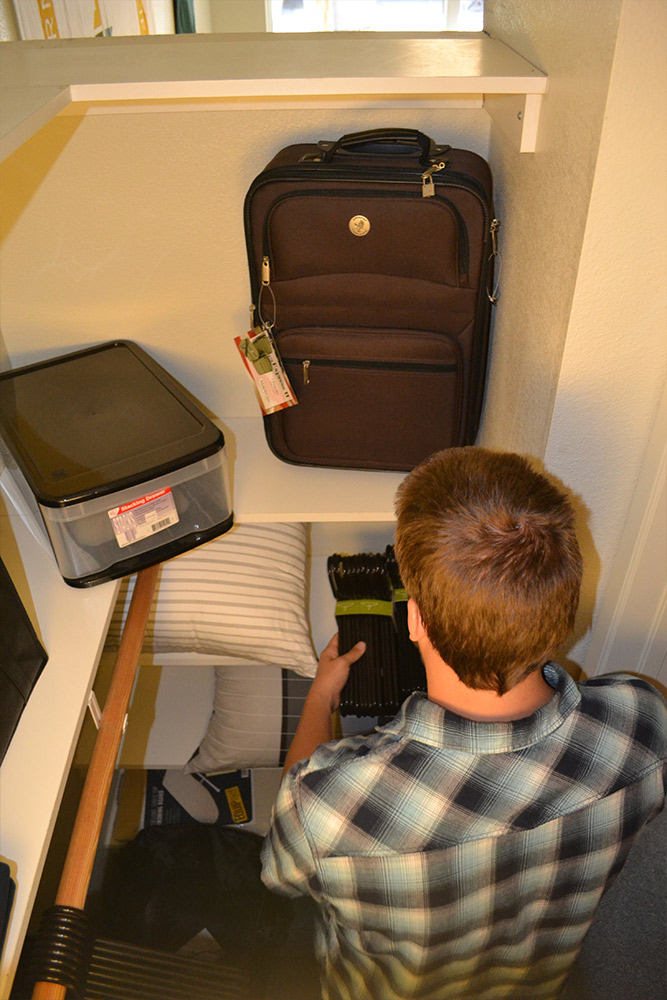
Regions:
[[261, 665, 667, 1000]]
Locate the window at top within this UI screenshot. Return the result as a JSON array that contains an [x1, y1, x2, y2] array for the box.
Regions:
[[268, 0, 484, 33]]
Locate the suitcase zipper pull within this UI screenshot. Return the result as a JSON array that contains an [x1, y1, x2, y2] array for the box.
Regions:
[[261, 255, 271, 285], [258, 256, 277, 330], [490, 219, 500, 255], [303, 360, 311, 385], [421, 161, 446, 197]]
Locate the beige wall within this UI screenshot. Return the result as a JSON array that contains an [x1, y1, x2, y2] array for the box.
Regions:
[[209, 0, 266, 33], [480, 0, 667, 671], [480, 0, 622, 455], [545, 0, 667, 667]]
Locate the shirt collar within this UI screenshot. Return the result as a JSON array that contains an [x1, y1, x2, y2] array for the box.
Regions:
[[379, 663, 581, 754]]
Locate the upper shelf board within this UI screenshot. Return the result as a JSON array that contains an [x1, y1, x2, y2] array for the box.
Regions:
[[1, 32, 547, 160]]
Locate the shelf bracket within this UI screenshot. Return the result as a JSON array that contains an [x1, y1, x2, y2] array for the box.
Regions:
[[484, 92, 543, 153]]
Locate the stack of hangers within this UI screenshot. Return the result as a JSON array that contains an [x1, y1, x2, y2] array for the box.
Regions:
[[327, 547, 426, 717]]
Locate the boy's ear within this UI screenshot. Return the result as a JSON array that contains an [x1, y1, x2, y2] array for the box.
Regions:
[[407, 598, 427, 642]]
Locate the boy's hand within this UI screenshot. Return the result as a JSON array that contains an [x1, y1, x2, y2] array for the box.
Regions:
[[310, 633, 366, 713]]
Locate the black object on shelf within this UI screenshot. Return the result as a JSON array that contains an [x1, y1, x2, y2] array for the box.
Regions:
[[0, 862, 16, 960], [385, 545, 428, 702], [327, 547, 426, 717], [0, 556, 48, 766]]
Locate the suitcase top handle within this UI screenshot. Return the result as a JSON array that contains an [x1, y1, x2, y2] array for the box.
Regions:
[[317, 128, 450, 169]]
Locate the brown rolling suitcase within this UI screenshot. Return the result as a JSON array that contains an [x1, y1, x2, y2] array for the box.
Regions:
[[243, 128, 498, 471]]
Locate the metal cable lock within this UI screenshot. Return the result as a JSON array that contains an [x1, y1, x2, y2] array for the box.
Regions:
[[257, 280, 277, 335], [487, 219, 501, 305]]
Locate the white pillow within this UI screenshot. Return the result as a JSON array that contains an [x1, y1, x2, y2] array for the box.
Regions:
[[184, 664, 312, 773], [106, 523, 317, 677]]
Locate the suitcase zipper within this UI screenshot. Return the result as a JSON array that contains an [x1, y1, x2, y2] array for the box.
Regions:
[[250, 163, 480, 198], [245, 163, 492, 295], [261, 255, 271, 285], [247, 163, 490, 225], [288, 357, 459, 385]]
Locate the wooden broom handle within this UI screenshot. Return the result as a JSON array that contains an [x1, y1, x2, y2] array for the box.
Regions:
[[32, 563, 160, 1000]]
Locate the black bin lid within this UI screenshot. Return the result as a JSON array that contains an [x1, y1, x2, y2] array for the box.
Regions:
[[0, 341, 224, 507]]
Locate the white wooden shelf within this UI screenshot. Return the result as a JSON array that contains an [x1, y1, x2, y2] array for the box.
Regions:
[[0, 31, 547, 161]]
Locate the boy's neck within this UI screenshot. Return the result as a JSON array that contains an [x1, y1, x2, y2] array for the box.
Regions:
[[424, 654, 555, 723]]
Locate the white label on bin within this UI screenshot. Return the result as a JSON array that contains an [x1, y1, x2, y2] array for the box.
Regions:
[[108, 487, 179, 548]]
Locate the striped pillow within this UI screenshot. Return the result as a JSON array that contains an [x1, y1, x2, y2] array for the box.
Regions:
[[106, 523, 317, 676], [184, 664, 313, 773]]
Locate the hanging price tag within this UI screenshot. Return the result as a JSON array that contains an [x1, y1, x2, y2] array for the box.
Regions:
[[235, 326, 298, 415]]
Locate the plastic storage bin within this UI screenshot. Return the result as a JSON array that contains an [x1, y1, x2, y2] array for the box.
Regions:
[[0, 341, 233, 587]]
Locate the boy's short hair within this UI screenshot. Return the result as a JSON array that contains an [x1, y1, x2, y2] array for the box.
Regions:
[[394, 448, 582, 694]]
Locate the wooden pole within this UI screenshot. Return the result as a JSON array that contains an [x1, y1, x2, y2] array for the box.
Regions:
[[32, 563, 160, 1000]]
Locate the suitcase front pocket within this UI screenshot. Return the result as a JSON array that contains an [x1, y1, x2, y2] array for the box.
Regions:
[[265, 191, 468, 287], [270, 328, 464, 471]]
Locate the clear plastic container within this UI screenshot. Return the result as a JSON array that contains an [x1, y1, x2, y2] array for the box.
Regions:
[[0, 342, 233, 586]]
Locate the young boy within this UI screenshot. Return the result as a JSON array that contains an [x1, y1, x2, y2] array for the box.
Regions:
[[261, 448, 666, 1000]]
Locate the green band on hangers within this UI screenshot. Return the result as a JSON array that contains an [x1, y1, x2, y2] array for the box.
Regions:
[[335, 599, 394, 617], [392, 588, 408, 603]]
